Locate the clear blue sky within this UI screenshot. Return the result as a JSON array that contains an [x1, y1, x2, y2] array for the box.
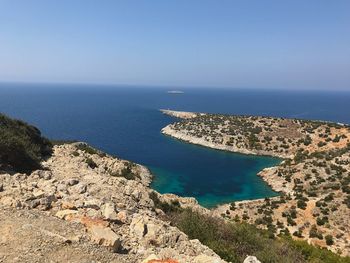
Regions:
[[0, 0, 349, 89]]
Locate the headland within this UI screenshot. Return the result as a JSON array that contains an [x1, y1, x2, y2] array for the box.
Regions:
[[161, 109, 350, 256]]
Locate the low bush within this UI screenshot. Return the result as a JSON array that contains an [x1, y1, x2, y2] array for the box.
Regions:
[[86, 157, 97, 169], [76, 143, 106, 157], [309, 225, 323, 240], [0, 113, 52, 173], [109, 163, 140, 180], [325, 235, 334, 246], [149, 191, 181, 213]]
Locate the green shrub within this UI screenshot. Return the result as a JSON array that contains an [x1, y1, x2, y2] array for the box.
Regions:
[[318, 141, 327, 147], [303, 135, 312, 146], [149, 191, 181, 213], [317, 216, 329, 226], [325, 235, 334, 246], [109, 163, 140, 180], [119, 166, 137, 180], [332, 135, 341, 143], [309, 225, 323, 240], [0, 113, 52, 173], [293, 229, 303, 238], [86, 157, 97, 169], [297, 199, 307, 210], [344, 195, 350, 208], [324, 193, 334, 202], [76, 143, 106, 157]]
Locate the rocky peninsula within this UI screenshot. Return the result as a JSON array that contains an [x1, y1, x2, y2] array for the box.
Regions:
[[161, 110, 350, 256]]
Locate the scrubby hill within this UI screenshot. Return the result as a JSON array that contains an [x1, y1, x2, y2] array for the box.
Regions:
[[162, 110, 350, 257], [0, 113, 52, 173]]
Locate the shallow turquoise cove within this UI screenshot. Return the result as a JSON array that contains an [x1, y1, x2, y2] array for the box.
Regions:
[[150, 138, 281, 208]]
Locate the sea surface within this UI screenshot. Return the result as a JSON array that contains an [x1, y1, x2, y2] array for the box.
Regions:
[[1, 83, 350, 207]]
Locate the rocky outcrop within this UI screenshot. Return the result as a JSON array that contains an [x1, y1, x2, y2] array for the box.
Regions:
[[243, 256, 261, 263], [0, 143, 227, 263], [160, 109, 199, 119]]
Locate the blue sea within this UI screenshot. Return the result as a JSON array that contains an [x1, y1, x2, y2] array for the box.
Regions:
[[1, 83, 350, 207]]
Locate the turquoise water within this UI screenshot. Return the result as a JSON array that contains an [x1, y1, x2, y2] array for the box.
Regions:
[[150, 143, 281, 207], [1, 84, 349, 207]]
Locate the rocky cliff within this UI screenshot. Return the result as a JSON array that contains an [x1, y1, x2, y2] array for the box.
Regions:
[[0, 142, 226, 263]]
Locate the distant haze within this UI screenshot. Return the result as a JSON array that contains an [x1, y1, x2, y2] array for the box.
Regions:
[[0, 0, 349, 90]]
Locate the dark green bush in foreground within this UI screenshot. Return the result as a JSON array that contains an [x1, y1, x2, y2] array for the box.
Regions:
[[0, 113, 52, 173], [167, 209, 350, 263]]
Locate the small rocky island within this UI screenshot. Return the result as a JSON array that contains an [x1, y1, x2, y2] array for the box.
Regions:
[[1, 112, 349, 263], [161, 110, 350, 257]]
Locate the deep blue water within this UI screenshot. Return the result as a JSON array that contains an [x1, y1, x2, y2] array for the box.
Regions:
[[1, 83, 350, 207]]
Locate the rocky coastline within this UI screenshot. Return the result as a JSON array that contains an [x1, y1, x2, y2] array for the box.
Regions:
[[2, 110, 350, 262], [161, 110, 350, 256]]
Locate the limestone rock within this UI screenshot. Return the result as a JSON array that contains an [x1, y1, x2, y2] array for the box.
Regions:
[[141, 254, 159, 263], [57, 183, 68, 193], [71, 183, 87, 194], [102, 202, 118, 221], [194, 254, 224, 263], [144, 259, 179, 263], [67, 178, 79, 186], [55, 209, 79, 220], [32, 189, 45, 198], [116, 210, 128, 223], [61, 201, 77, 210], [146, 260, 179, 263], [42, 171, 52, 180], [39, 195, 57, 210], [145, 222, 162, 240], [83, 199, 102, 210], [130, 216, 147, 238], [88, 225, 121, 252], [31, 170, 52, 180], [28, 199, 40, 209], [244, 256, 261, 263]]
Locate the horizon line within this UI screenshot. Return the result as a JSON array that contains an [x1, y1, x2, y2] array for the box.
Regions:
[[0, 80, 349, 92]]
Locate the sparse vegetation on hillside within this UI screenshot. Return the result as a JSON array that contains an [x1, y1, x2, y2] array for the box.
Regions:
[[169, 113, 349, 158], [75, 143, 107, 157], [0, 113, 52, 173], [164, 208, 350, 263], [163, 111, 350, 256], [108, 161, 141, 180]]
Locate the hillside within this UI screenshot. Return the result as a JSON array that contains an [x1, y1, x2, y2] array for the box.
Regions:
[[0, 113, 52, 173], [162, 110, 350, 257], [1, 113, 349, 262]]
